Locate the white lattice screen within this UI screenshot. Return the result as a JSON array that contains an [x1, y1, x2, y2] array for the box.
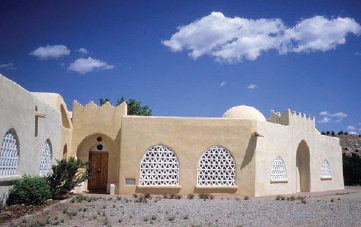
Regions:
[[39, 140, 52, 175], [321, 160, 331, 178], [197, 145, 236, 186], [0, 131, 19, 176], [140, 145, 179, 186], [270, 156, 287, 181]]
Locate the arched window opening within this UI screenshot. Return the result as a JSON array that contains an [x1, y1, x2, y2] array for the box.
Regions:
[[197, 145, 236, 186], [0, 130, 19, 176], [321, 160, 332, 179], [140, 145, 179, 186], [270, 156, 288, 182], [39, 140, 52, 175], [63, 144, 67, 159]]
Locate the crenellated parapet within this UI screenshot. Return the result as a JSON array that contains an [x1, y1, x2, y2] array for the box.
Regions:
[[71, 100, 127, 145], [268, 109, 315, 132]]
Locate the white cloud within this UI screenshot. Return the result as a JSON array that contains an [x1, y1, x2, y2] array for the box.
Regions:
[[247, 84, 257, 89], [319, 111, 329, 116], [332, 112, 347, 118], [350, 131, 358, 135], [163, 12, 361, 63], [78, 48, 89, 54], [347, 125, 356, 131], [318, 110, 347, 123], [356, 51, 361, 56], [318, 117, 331, 123], [30, 45, 70, 60], [219, 82, 226, 87], [68, 57, 114, 74], [0, 63, 17, 70]]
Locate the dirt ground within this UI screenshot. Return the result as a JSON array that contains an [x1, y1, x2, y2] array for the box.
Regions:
[[2, 187, 361, 227]]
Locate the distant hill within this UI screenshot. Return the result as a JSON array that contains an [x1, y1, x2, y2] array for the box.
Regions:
[[323, 134, 361, 154]]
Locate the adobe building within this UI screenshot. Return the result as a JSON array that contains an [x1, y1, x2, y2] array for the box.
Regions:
[[0, 74, 344, 197]]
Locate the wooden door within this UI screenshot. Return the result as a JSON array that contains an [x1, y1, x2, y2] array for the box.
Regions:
[[88, 152, 108, 191]]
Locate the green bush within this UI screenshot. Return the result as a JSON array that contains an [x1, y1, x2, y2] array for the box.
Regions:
[[7, 175, 51, 206], [46, 157, 91, 199]]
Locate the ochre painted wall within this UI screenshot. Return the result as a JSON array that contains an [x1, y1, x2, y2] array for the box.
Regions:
[[119, 116, 258, 196]]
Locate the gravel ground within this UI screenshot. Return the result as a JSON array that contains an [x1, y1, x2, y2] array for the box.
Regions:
[[5, 192, 361, 227]]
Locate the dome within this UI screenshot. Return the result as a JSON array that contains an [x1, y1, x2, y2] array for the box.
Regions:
[[222, 105, 266, 122]]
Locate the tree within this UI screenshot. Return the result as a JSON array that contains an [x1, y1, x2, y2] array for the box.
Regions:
[[343, 153, 361, 185], [99, 98, 110, 106], [338, 131, 344, 135], [99, 96, 152, 116]]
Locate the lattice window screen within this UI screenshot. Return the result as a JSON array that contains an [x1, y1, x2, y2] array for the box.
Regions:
[[140, 145, 179, 186], [270, 156, 287, 181], [197, 145, 236, 186], [0, 131, 19, 176], [39, 140, 52, 175], [321, 160, 331, 178]]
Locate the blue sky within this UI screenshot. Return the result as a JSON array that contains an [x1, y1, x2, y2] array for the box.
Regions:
[[1, 0, 361, 133]]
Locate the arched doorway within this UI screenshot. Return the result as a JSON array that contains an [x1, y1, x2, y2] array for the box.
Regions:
[[296, 140, 310, 192], [88, 143, 109, 191], [76, 133, 118, 193]]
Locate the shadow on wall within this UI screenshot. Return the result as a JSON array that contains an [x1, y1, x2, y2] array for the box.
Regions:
[[240, 136, 257, 170]]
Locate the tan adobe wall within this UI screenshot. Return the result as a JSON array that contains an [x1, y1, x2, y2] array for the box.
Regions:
[[119, 116, 257, 196], [32, 92, 73, 159], [0, 74, 62, 196], [72, 101, 127, 192]]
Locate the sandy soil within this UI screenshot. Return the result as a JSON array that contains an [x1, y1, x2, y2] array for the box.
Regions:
[[4, 191, 361, 227]]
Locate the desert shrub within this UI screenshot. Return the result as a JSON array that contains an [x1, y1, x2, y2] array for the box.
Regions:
[[169, 194, 175, 199], [46, 157, 91, 199], [198, 194, 209, 200], [7, 175, 51, 206], [144, 193, 151, 199]]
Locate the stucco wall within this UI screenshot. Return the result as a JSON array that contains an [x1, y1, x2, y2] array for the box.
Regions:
[[32, 92, 73, 159], [0, 74, 62, 196], [255, 120, 344, 197], [72, 101, 127, 192], [119, 116, 257, 196]]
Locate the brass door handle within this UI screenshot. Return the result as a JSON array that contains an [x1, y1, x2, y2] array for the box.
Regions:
[[96, 168, 101, 174]]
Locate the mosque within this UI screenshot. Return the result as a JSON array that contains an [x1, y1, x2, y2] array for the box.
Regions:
[[0, 74, 344, 197]]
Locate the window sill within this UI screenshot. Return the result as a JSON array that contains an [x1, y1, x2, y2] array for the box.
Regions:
[[321, 176, 332, 180], [0, 175, 21, 182], [195, 185, 238, 190], [270, 179, 288, 183], [136, 185, 182, 189]]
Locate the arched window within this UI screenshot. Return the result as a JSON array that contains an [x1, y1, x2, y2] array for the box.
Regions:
[[140, 145, 179, 186], [0, 130, 19, 176], [321, 160, 331, 178], [39, 140, 52, 175], [197, 145, 236, 186], [270, 156, 287, 181]]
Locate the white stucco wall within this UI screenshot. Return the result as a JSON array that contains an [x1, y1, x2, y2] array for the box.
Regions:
[[0, 74, 62, 196], [255, 119, 344, 197]]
